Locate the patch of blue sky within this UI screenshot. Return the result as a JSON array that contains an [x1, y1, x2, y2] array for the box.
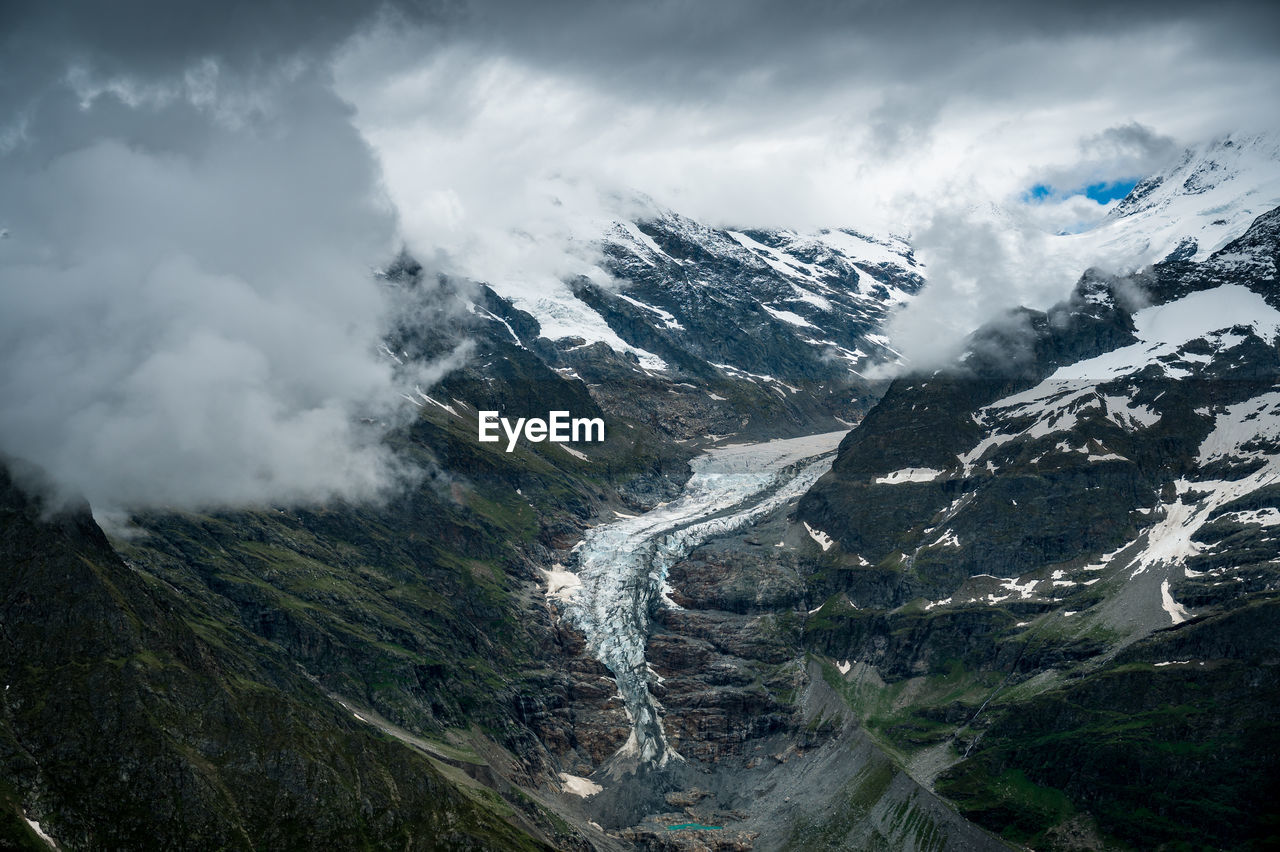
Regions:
[[1023, 178, 1139, 205], [1084, 179, 1139, 203], [1026, 183, 1054, 201]]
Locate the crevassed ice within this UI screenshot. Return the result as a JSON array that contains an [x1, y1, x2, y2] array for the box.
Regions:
[[557, 431, 845, 774]]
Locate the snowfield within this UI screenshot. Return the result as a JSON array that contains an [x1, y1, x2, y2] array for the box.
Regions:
[[1049, 284, 1280, 383]]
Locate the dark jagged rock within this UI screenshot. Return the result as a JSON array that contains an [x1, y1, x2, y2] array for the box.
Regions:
[[790, 205, 1280, 849]]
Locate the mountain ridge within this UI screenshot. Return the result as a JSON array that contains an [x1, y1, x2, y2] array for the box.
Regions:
[[791, 202, 1280, 848], [4, 136, 1280, 850]]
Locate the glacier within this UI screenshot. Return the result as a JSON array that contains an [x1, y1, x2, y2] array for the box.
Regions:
[[553, 430, 846, 774]]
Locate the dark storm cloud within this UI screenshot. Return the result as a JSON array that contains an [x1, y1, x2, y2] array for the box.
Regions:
[[405, 0, 1280, 102], [12, 0, 1276, 127], [340, 0, 1280, 199], [0, 0, 449, 85]]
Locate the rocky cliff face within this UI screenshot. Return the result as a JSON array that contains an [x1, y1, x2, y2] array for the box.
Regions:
[[467, 205, 923, 444], [793, 206, 1280, 849]]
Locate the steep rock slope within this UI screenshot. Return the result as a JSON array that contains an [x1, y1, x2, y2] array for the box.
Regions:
[[471, 207, 923, 442], [794, 206, 1280, 849], [0, 270, 703, 849], [0, 462, 558, 850]]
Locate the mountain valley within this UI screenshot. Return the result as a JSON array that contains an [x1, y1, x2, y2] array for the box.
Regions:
[[4, 137, 1280, 851]]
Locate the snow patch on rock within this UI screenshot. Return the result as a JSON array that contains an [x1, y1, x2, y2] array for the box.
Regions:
[[803, 521, 835, 551], [875, 467, 943, 484], [559, 772, 603, 798]]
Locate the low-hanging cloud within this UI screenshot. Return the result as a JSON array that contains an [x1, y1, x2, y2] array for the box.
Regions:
[[0, 0, 471, 514], [4, 0, 1280, 513], [1029, 123, 1181, 207], [871, 202, 1086, 373]]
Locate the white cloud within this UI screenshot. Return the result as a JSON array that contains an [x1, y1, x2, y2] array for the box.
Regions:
[[0, 71, 443, 512], [335, 14, 1279, 314], [4, 0, 1279, 513]]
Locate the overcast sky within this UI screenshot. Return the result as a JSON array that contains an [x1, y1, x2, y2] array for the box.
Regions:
[[2, 0, 1279, 512], [334, 0, 1280, 248]]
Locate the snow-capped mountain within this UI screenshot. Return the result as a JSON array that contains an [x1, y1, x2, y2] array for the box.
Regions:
[[477, 206, 922, 383], [1063, 132, 1280, 270], [793, 201, 1280, 848], [413, 205, 926, 445], [454, 135, 1280, 424], [802, 200, 1280, 621]]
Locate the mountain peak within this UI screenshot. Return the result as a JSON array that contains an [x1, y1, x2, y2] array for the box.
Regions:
[[1054, 131, 1280, 274], [1109, 132, 1280, 222]]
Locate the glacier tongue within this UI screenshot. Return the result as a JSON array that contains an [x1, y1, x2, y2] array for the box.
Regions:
[[556, 431, 846, 775]]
